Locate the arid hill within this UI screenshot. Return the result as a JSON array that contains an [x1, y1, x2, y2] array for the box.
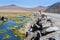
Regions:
[[0, 4, 47, 12], [45, 2, 60, 14]]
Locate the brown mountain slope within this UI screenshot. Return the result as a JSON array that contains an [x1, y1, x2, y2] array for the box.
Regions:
[[0, 4, 47, 12], [28, 6, 47, 12], [45, 2, 60, 14]]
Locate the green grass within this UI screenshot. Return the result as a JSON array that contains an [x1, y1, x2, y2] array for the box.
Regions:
[[2, 34, 12, 40], [11, 28, 25, 40], [0, 12, 33, 18], [0, 30, 7, 34], [0, 12, 33, 40]]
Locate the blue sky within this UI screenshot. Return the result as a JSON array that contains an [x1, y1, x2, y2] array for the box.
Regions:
[[0, 0, 60, 8]]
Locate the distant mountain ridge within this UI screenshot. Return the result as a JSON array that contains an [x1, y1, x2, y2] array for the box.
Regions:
[[45, 2, 60, 13], [0, 4, 47, 12]]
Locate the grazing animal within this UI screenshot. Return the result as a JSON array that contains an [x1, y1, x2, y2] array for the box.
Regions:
[[0, 16, 7, 22], [1, 16, 4, 21]]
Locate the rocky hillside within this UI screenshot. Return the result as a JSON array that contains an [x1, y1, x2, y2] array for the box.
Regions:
[[44, 2, 60, 14]]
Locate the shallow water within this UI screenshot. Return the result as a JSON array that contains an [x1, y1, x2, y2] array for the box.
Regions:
[[0, 20, 21, 40], [0, 17, 31, 40]]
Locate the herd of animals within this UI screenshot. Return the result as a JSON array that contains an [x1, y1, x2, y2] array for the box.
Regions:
[[24, 11, 60, 40]]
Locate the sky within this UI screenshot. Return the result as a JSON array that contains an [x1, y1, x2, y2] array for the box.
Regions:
[[0, 0, 60, 8]]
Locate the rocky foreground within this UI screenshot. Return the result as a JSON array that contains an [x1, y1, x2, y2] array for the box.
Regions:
[[40, 12, 60, 40]]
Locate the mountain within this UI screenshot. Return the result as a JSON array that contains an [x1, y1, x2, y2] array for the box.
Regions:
[[0, 4, 28, 12], [0, 4, 47, 12], [26, 6, 47, 12], [44, 2, 60, 13]]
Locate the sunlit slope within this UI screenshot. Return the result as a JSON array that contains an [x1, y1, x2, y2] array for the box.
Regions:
[[42, 12, 60, 27], [0, 12, 33, 18]]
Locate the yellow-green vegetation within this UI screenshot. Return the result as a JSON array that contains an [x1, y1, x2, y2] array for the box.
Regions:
[[0, 12, 33, 18], [11, 27, 25, 40], [0, 24, 3, 26], [0, 20, 3, 22], [18, 20, 32, 34], [9, 26, 18, 30], [13, 18, 21, 23], [12, 17, 23, 23], [0, 12, 33, 40], [0, 30, 7, 34], [0, 20, 3, 26], [0, 12, 33, 23], [0, 21, 3, 26], [2, 34, 12, 40]]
